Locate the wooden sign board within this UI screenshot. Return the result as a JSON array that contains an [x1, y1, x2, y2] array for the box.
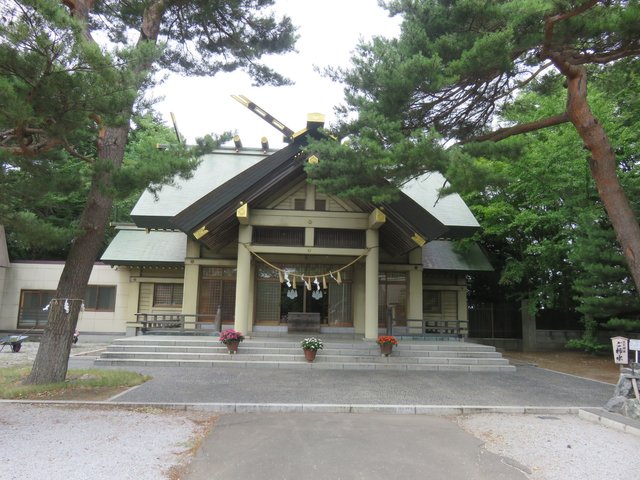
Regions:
[[611, 336, 629, 364]]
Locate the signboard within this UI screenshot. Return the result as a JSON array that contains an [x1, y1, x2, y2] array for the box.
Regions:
[[630, 339, 640, 366], [611, 336, 629, 364]]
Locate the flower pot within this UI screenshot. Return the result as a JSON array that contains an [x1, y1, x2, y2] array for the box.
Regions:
[[226, 340, 240, 354], [303, 348, 317, 362], [379, 343, 393, 357]]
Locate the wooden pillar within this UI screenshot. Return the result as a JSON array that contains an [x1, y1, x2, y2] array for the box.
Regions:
[[408, 248, 423, 333], [234, 224, 253, 334], [180, 238, 200, 330], [365, 228, 379, 340]]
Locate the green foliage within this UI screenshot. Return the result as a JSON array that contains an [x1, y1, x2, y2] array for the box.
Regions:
[[313, 0, 640, 321], [305, 124, 449, 202], [0, 366, 149, 399], [566, 316, 609, 354], [311, 0, 639, 209], [606, 318, 640, 332], [300, 337, 324, 351], [1, 113, 202, 259], [566, 337, 610, 355]]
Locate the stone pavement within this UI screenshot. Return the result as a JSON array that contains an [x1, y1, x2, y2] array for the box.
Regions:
[[69, 354, 613, 409]]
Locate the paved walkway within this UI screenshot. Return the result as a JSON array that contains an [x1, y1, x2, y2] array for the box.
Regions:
[[6, 342, 639, 480], [69, 355, 612, 409]]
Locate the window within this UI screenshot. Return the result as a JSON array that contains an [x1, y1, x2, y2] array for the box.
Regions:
[[378, 272, 408, 327], [199, 267, 237, 324], [153, 284, 184, 307], [85, 286, 116, 311], [315, 229, 365, 248], [294, 199, 326, 211], [252, 227, 305, 246], [423, 290, 442, 314], [18, 290, 55, 328]]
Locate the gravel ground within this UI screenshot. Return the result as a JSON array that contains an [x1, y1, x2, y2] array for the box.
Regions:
[[458, 413, 640, 479], [1, 342, 217, 480], [0, 341, 108, 368], [0, 403, 216, 480]]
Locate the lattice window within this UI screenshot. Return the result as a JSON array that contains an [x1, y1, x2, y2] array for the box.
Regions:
[[328, 283, 352, 326], [198, 268, 236, 323], [314, 229, 365, 248], [423, 290, 442, 314], [378, 272, 408, 327], [153, 284, 183, 307], [255, 281, 281, 322], [252, 227, 304, 246]]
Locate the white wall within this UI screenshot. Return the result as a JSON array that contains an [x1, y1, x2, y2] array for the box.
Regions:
[[0, 261, 130, 333]]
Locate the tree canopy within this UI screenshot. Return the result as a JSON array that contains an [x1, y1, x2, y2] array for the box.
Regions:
[[0, 0, 297, 384], [307, 0, 640, 292]]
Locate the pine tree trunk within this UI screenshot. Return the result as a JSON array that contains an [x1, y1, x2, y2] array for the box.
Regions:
[[26, 126, 128, 384], [565, 67, 640, 292], [24, 0, 165, 385]]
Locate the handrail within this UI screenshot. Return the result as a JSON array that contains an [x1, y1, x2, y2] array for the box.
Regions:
[[132, 313, 466, 337], [397, 318, 465, 338], [133, 313, 224, 334]]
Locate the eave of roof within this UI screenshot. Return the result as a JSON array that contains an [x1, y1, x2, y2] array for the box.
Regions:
[[422, 240, 493, 271], [401, 173, 480, 234], [130, 148, 267, 229], [100, 228, 186, 266], [172, 143, 302, 235]]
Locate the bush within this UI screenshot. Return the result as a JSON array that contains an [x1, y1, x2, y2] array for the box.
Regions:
[[566, 337, 610, 355]]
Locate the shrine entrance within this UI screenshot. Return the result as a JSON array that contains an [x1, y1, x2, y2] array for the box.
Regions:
[[254, 262, 353, 328]]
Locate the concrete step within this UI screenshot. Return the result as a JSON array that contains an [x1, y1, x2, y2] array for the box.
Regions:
[[95, 336, 515, 372], [105, 345, 503, 358], [94, 357, 515, 372], [109, 337, 498, 352], [97, 351, 510, 365]]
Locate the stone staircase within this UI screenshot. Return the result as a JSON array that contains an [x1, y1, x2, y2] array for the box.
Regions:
[[94, 335, 515, 372]]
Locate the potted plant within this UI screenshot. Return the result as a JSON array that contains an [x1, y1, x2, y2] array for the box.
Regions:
[[300, 337, 323, 362], [218, 328, 245, 354], [376, 335, 398, 356]]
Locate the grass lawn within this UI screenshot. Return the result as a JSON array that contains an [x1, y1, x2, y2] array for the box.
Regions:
[[0, 368, 150, 401]]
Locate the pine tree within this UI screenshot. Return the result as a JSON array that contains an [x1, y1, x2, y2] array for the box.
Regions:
[[0, 0, 296, 384]]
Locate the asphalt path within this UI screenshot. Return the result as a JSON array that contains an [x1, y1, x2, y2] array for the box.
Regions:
[[69, 356, 612, 407], [183, 413, 532, 480]]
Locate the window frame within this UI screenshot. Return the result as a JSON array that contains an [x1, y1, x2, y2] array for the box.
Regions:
[[153, 283, 184, 308], [84, 285, 117, 312]]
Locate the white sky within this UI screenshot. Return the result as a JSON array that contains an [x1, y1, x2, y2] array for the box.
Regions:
[[153, 0, 400, 148]]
